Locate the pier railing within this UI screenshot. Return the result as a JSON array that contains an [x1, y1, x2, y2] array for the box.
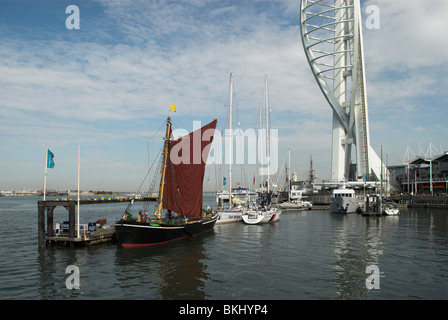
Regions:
[[37, 197, 157, 248], [390, 194, 448, 209]]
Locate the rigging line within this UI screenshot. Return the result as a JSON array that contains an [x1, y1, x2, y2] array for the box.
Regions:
[[170, 118, 185, 134], [142, 118, 167, 195], [276, 151, 289, 188], [148, 119, 167, 142], [135, 145, 163, 196], [231, 79, 241, 131], [122, 128, 165, 216], [143, 154, 163, 213], [139, 117, 168, 192]]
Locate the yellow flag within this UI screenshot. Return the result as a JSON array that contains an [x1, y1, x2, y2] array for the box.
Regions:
[[170, 104, 176, 112]]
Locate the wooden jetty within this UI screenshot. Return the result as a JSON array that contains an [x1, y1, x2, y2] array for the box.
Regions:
[[37, 197, 156, 248], [360, 194, 383, 216], [361, 210, 383, 217]]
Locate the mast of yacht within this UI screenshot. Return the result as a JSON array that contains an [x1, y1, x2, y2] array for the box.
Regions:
[[265, 75, 270, 194], [154, 110, 173, 220], [228, 73, 233, 209], [380, 145, 383, 213], [288, 149, 291, 202], [77, 145, 80, 238], [258, 101, 263, 190]]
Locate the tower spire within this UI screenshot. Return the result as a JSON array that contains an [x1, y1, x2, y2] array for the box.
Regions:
[[300, 0, 386, 184]]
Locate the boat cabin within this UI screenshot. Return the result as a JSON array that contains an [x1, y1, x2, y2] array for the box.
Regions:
[[331, 188, 356, 198]]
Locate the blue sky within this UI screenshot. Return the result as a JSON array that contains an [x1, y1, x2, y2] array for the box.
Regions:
[[1, 0, 448, 192]]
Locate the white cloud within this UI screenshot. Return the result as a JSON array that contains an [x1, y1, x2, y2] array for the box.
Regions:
[[361, 0, 448, 162], [1, 0, 447, 190]]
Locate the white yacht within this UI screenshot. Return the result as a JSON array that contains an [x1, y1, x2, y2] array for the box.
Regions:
[[279, 189, 313, 210], [242, 206, 281, 224], [382, 202, 400, 216], [216, 187, 257, 224], [216, 73, 251, 225], [241, 75, 281, 225]]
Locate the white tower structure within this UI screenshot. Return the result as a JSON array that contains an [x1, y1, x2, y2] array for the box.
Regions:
[[300, 0, 385, 183]]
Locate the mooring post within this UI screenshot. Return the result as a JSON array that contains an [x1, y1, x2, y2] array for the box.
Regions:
[[46, 206, 54, 238], [38, 201, 46, 248], [68, 202, 76, 239]]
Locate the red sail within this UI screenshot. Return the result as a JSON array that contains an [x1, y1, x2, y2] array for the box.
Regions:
[[163, 119, 217, 218]]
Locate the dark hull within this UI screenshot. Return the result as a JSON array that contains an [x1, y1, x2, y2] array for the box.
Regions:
[[114, 214, 217, 247]]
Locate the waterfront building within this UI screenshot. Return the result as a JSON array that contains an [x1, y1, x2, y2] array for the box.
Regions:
[[389, 152, 448, 195]]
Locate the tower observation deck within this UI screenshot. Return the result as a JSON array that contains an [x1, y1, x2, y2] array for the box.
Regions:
[[300, 0, 392, 187]]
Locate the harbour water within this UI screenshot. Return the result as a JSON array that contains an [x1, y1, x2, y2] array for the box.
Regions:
[[0, 194, 447, 301]]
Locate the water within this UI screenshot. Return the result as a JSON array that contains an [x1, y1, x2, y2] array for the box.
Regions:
[[0, 195, 447, 300]]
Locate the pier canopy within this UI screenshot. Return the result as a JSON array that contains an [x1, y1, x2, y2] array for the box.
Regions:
[[409, 151, 448, 166], [409, 156, 430, 166], [433, 152, 448, 163]]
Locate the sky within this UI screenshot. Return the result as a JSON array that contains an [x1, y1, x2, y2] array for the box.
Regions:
[[1, 0, 448, 192]]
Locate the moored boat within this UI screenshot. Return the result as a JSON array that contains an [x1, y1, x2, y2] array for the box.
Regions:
[[278, 200, 308, 210], [383, 202, 400, 216], [115, 216, 217, 247], [279, 149, 312, 211], [215, 73, 257, 224], [115, 108, 218, 247], [216, 188, 257, 224], [242, 206, 281, 224], [279, 190, 312, 210], [241, 75, 281, 225], [329, 185, 359, 214]]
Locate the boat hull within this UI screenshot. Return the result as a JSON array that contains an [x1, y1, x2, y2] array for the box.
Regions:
[[383, 207, 400, 215], [330, 196, 359, 214], [216, 210, 243, 224], [114, 214, 217, 247], [278, 202, 310, 210], [242, 209, 281, 224]]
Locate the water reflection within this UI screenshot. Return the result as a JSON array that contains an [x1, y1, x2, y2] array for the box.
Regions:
[[331, 214, 391, 299], [11, 196, 448, 300], [37, 246, 90, 299], [37, 249, 61, 299], [113, 232, 213, 299]]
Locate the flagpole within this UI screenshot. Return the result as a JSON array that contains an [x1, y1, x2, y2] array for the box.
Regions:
[[44, 146, 48, 201], [77, 145, 80, 238]]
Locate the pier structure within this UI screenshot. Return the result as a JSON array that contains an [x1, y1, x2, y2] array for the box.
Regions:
[[300, 0, 394, 189], [38, 200, 77, 248], [37, 197, 155, 248]]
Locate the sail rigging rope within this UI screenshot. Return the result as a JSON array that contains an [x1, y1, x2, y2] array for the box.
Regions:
[[134, 119, 166, 195], [122, 118, 167, 215]]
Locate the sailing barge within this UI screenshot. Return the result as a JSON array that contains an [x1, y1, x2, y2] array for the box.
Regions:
[[115, 111, 218, 247]]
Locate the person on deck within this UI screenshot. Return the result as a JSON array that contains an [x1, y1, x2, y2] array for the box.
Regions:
[[137, 210, 143, 222]]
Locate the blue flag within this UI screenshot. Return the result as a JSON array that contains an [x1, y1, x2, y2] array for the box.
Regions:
[[223, 177, 226, 186], [47, 149, 55, 168]]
